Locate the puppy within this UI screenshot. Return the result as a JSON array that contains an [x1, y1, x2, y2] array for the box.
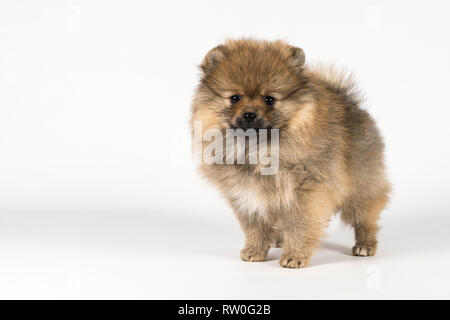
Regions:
[[191, 39, 390, 268]]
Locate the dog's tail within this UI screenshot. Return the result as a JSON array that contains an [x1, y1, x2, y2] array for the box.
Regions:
[[307, 63, 365, 104]]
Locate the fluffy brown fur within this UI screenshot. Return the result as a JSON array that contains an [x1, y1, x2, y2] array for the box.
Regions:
[[191, 39, 390, 268]]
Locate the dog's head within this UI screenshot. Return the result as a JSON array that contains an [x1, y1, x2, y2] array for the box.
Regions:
[[194, 39, 312, 131]]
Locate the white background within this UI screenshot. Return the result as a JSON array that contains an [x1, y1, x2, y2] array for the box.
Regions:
[[1, 0, 450, 299]]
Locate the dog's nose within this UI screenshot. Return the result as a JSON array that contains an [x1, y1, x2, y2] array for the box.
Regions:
[[243, 112, 257, 123]]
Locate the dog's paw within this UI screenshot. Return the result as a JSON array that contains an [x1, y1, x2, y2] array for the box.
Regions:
[[240, 247, 268, 262], [279, 254, 309, 268], [352, 244, 377, 257]]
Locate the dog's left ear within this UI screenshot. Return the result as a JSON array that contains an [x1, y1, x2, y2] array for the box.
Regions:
[[288, 46, 306, 69]]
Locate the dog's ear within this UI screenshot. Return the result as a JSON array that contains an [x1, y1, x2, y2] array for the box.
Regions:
[[288, 46, 306, 69], [200, 45, 228, 73]]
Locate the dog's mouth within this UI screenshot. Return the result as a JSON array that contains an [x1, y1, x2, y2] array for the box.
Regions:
[[228, 124, 273, 132], [228, 121, 273, 131]]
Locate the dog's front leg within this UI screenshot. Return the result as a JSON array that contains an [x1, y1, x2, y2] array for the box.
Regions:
[[234, 209, 274, 262], [279, 188, 334, 268]]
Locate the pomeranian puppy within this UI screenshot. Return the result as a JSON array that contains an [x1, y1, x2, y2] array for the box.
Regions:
[[191, 39, 390, 268]]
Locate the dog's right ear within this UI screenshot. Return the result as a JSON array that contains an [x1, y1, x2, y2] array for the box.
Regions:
[[200, 45, 228, 73]]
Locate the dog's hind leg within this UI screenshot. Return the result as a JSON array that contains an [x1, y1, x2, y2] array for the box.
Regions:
[[341, 189, 389, 257]]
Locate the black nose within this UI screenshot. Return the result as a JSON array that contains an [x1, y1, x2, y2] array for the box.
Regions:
[[243, 112, 257, 123]]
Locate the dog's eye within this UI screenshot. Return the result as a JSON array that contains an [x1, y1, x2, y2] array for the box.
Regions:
[[264, 96, 276, 106], [230, 95, 240, 104]]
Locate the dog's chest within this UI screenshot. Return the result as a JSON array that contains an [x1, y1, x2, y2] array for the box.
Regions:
[[230, 175, 295, 218], [233, 187, 268, 217]]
